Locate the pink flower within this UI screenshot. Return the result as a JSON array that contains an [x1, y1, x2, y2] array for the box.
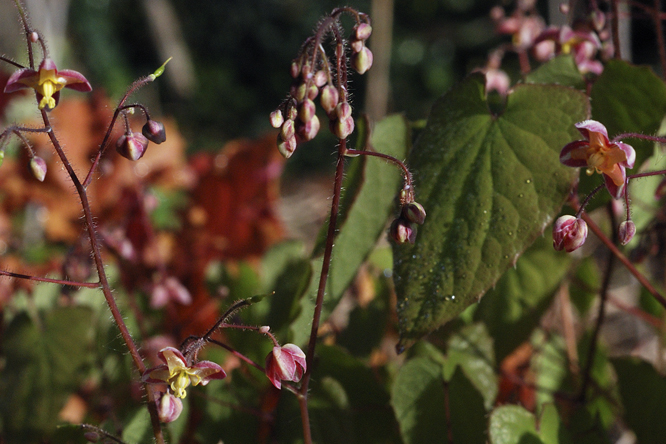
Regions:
[[535, 26, 603, 74], [4, 58, 91, 110], [553, 215, 588, 252], [143, 347, 226, 398], [560, 120, 635, 198], [265, 344, 306, 389]]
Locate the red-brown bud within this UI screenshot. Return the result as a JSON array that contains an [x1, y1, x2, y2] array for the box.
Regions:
[[142, 120, 166, 144], [116, 132, 149, 161]]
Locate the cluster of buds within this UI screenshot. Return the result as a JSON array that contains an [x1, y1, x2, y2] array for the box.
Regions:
[[116, 117, 166, 161], [271, 13, 373, 158], [390, 200, 427, 244], [350, 23, 373, 74]]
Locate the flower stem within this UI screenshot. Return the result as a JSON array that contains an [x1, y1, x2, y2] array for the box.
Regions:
[[298, 138, 347, 444], [573, 200, 666, 309]]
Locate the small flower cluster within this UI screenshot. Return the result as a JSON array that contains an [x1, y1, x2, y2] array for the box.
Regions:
[[116, 117, 167, 161], [390, 200, 427, 244], [2, 55, 93, 182], [271, 15, 373, 158], [484, 0, 613, 94], [554, 120, 639, 253]]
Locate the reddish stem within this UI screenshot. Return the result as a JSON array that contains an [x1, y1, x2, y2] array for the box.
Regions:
[[573, 202, 666, 309]]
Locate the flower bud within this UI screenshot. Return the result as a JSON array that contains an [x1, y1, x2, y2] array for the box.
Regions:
[[280, 119, 295, 140], [321, 85, 339, 114], [290, 62, 300, 78], [142, 120, 166, 144], [277, 134, 297, 159], [390, 218, 417, 244], [83, 431, 100, 442], [350, 39, 365, 53], [294, 82, 307, 102], [618, 220, 636, 246], [314, 70, 327, 87], [30, 31, 39, 43], [30, 156, 47, 182], [355, 23, 373, 41], [158, 392, 183, 423], [552, 215, 587, 252], [270, 110, 284, 128], [299, 115, 320, 142], [287, 105, 298, 121], [336, 101, 352, 120], [299, 98, 316, 123], [259, 325, 270, 334], [333, 116, 355, 139], [402, 202, 427, 225], [352, 47, 373, 74], [116, 132, 149, 161], [307, 83, 319, 100], [265, 344, 307, 389]]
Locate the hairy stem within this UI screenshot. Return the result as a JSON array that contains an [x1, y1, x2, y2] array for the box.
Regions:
[[39, 109, 165, 443], [574, 202, 666, 308], [579, 204, 616, 401], [298, 138, 347, 444]]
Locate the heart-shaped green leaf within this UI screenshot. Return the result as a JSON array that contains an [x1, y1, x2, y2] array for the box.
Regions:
[[392, 74, 589, 350]]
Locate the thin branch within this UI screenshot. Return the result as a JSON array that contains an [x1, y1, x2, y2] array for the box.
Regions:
[[579, 203, 616, 401], [573, 202, 666, 308], [0, 269, 100, 288]]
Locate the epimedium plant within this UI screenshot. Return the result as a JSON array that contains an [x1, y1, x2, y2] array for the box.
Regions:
[[3, 0, 666, 444]]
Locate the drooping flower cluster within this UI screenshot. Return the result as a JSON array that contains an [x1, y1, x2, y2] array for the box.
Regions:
[[484, 0, 613, 93], [271, 13, 373, 158], [555, 120, 639, 253], [391, 200, 427, 244], [116, 117, 167, 161], [534, 25, 604, 75]]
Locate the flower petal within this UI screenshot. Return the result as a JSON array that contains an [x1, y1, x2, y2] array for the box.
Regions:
[[158, 347, 188, 370], [615, 141, 636, 169], [575, 120, 609, 142], [603, 170, 625, 198], [559, 140, 590, 167], [190, 360, 226, 385], [59, 69, 92, 92], [142, 364, 170, 383], [4, 69, 38, 92]]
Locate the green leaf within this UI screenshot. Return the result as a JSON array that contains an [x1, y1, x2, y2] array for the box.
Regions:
[[0, 307, 93, 443], [443, 322, 497, 410], [290, 115, 410, 345], [392, 357, 486, 444], [612, 357, 666, 444], [582, 60, 666, 210], [392, 357, 446, 443], [122, 408, 152, 444], [474, 233, 571, 361], [307, 345, 400, 444], [489, 404, 570, 444], [392, 74, 589, 350], [525, 55, 585, 90]]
